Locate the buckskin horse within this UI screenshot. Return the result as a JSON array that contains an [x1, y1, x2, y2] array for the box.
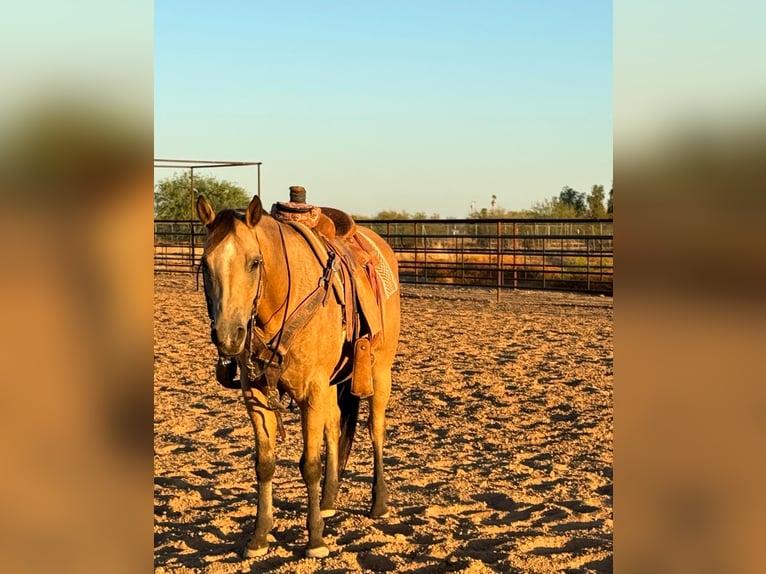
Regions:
[[196, 194, 400, 558]]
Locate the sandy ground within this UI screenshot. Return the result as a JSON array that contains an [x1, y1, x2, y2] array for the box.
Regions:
[[154, 274, 613, 573]]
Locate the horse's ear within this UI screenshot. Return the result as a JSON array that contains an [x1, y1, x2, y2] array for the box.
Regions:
[[196, 195, 216, 227], [245, 195, 263, 227]]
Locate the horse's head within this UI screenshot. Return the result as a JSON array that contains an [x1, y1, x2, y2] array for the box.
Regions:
[[197, 195, 264, 357]]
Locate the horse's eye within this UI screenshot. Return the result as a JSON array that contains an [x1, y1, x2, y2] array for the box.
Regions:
[[249, 258, 261, 272]]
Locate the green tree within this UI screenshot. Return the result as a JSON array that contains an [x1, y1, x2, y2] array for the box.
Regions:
[[373, 209, 412, 219], [154, 171, 250, 219], [586, 184, 606, 218], [558, 186, 586, 216], [530, 197, 579, 218]]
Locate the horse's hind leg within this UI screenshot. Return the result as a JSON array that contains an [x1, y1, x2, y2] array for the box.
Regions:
[[320, 398, 341, 518], [368, 365, 392, 518]]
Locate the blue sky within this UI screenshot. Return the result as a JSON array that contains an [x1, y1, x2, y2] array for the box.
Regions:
[[155, 1, 612, 217]]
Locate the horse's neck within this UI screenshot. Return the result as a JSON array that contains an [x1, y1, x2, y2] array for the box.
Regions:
[[253, 218, 318, 336]]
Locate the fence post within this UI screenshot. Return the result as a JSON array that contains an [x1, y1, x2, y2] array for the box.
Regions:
[[496, 221, 502, 302], [542, 232, 546, 290], [422, 222, 428, 282], [189, 168, 195, 271], [600, 234, 605, 282], [413, 221, 419, 284], [560, 235, 564, 282], [454, 232, 459, 283], [512, 222, 518, 289]]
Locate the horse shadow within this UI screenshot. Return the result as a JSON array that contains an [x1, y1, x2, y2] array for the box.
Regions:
[[154, 470, 288, 562]]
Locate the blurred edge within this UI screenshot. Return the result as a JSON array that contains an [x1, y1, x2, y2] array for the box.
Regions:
[[2, 1, 766, 573], [616, 1, 766, 573], [0, 2, 153, 573]]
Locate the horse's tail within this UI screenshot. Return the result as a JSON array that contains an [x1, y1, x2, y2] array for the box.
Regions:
[[337, 379, 360, 481]]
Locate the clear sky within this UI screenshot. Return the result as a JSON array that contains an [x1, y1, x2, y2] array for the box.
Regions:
[[155, 1, 612, 218]]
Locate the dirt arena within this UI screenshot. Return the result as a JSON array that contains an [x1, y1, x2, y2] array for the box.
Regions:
[[154, 274, 613, 573]]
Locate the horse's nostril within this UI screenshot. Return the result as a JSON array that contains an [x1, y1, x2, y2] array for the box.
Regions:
[[211, 324, 246, 355]]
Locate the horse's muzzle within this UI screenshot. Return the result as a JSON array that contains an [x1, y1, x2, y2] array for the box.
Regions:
[[211, 324, 247, 357]]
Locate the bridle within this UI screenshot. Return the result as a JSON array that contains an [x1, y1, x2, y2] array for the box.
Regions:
[[245, 224, 291, 401]]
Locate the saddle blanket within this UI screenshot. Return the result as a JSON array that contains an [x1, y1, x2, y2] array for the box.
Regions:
[[357, 231, 398, 300]]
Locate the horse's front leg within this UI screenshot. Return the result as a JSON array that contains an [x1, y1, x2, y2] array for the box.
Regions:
[[242, 387, 278, 558], [300, 395, 330, 558]]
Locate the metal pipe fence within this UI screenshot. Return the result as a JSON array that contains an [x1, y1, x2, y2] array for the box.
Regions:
[[154, 218, 613, 295]]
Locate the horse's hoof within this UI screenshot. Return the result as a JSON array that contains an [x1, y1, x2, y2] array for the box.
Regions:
[[305, 544, 330, 558], [244, 545, 269, 558], [370, 506, 390, 519], [245, 532, 275, 557], [320, 508, 336, 518]]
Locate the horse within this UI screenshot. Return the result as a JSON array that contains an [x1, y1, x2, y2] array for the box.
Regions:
[[195, 194, 401, 558]]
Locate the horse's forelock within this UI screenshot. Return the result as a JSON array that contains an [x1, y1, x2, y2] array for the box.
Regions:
[[205, 209, 246, 251]]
